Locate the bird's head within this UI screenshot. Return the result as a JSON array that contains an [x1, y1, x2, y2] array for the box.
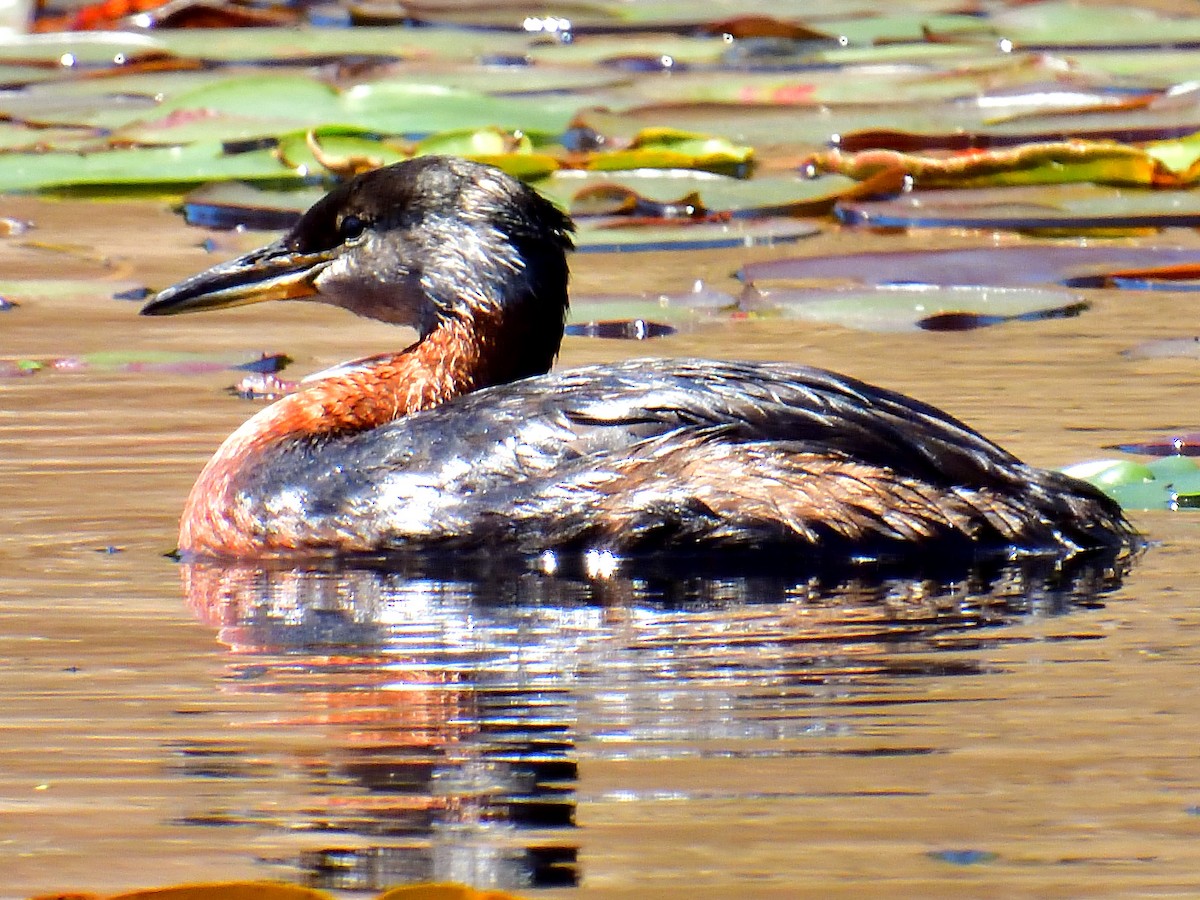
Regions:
[[143, 156, 575, 372]]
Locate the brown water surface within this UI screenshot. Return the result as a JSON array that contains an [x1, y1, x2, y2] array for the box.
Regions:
[[3, 197, 1200, 897]]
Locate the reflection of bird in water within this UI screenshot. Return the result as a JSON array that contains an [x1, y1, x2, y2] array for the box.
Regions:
[[143, 156, 1135, 561]]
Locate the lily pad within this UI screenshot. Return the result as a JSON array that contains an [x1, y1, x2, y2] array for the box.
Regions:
[[151, 25, 533, 64], [182, 181, 321, 229], [0, 140, 299, 193], [992, 1, 1200, 49], [741, 283, 1087, 332], [837, 183, 1200, 230], [577, 216, 820, 253], [568, 281, 737, 333], [741, 245, 1200, 289], [537, 169, 861, 217], [1064, 455, 1200, 511], [0, 349, 290, 377]]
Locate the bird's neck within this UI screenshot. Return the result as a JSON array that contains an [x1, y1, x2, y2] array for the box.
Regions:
[[178, 311, 527, 556]]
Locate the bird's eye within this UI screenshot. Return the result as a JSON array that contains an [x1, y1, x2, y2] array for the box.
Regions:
[[339, 215, 367, 242]]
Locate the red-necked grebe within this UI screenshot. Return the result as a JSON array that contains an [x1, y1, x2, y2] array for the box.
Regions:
[[142, 156, 1134, 561]]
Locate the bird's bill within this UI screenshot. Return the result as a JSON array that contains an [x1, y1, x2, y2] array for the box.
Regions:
[[141, 243, 335, 316]]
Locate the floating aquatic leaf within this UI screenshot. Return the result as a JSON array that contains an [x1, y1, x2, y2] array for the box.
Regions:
[[1061, 459, 1156, 486], [567, 282, 737, 332], [536, 170, 863, 217], [0, 30, 165, 65], [584, 128, 753, 176], [527, 33, 730, 67], [135, 0, 299, 30], [413, 129, 560, 179], [340, 80, 577, 138], [740, 246, 1200, 289], [835, 99, 1200, 154], [837, 183, 1200, 230], [156, 73, 344, 124], [0, 349, 290, 377], [416, 127, 536, 158], [182, 181, 321, 229], [700, 14, 829, 41], [0, 120, 101, 152], [991, 1, 1200, 49], [147, 25, 532, 63], [810, 141, 1164, 188], [114, 108, 321, 148], [577, 216, 819, 253], [1065, 454, 1200, 510], [275, 128, 408, 176], [742, 283, 1087, 333], [0, 141, 297, 193]]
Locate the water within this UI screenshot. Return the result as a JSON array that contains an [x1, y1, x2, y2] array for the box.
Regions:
[[4, 196, 1200, 898]]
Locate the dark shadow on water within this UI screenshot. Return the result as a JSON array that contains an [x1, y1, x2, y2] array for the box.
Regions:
[[170, 550, 1132, 891]]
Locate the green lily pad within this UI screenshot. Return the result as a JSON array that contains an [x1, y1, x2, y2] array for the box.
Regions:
[[275, 128, 408, 174], [993, 1, 1200, 48], [1065, 455, 1200, 511], [0, 30, 164, 65], [585, 128, 752, 175], [150, 25, 533, 63], [536, 170, 859, 216], [527, 34, 730, 66], [0, 141, 297, 193], [1060, 459, 1156, 487], [817, 12, 993, 44], [340, 80, 578, 137], [155, 72, 344, 123]]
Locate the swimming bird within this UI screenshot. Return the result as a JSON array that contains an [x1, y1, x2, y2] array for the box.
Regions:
[[142, 156, 1134, 562]]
